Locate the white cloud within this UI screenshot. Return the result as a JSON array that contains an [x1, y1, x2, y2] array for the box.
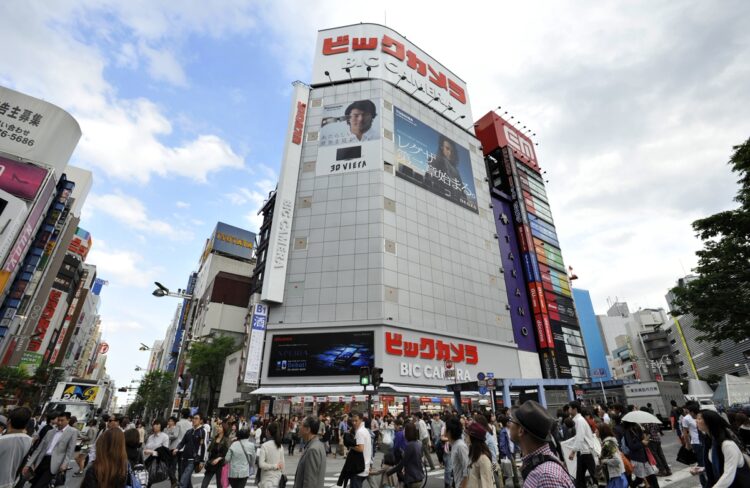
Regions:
[[0, 3, 245, 183], [224, 176, 277, 231], [176, 201, 191, 209], [137, 41, 188, 87], [101, 319, 144, 333], [86, 241, 163, 288], [86, 193, 192, 240]]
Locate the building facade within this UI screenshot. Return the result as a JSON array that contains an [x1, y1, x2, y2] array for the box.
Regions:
[[246, 24, 540, 415], [667, 276, 750, 380]]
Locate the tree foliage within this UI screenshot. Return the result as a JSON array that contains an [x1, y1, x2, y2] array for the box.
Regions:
[[0, 366, 30, 398], [134, 370, 174, 419], [670, 137, 750, 343], [187, 335, 240, 414]]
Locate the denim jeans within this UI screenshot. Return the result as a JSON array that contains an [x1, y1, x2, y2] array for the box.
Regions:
[[178, 459, 195, 488], [692, 443, 706, 488], [349, 475, 368, 488]]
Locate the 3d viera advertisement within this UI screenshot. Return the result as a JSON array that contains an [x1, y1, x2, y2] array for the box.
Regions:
[[316, 98, 382, 176], [267, 331, 374, 377]]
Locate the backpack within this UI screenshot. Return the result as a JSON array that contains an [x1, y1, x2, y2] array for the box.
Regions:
[[521, 453, 574, 483]]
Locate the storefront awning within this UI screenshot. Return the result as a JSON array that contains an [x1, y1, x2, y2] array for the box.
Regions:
[[250, 385, 365, 396], [251, 383, 478, 397]]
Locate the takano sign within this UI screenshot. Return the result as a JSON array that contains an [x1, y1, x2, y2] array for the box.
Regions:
[[313, 24, 472, 123]]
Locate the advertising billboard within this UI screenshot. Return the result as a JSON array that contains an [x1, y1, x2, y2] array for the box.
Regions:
[[267, 331, 374, 377], [210, 222, 255, 261], [61, 383, 100, 401], [0, 156, 48, 200], [316, 98, 382, 176], [0, 86, 81, 175], [312, 24, 472, 123], [2, 175, 55, 274], [261, 82, 309, 303], [67, 227, 92, 260], [0, 189, 28, 265], [394, 107, 478, 213], [18, 351, 42, 374]]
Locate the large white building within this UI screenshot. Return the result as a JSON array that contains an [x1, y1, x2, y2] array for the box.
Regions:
[[245, 24, 538, 415]]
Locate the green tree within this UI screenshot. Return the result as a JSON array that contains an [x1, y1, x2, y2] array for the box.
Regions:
[[0, 366, 30, 404], [135, 370, 174, 420], [670, 138, 750, 344], [187, 335, 240, 414]]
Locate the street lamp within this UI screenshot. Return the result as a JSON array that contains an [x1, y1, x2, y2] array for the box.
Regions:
[[734, 363, 750, 376], [139, 343, 150, 351], [152, 282, 193, 299], [134, 365, 144, 371]]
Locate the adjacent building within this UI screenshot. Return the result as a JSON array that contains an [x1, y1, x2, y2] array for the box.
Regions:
[[0, 85, 110, 387], [667, 275, 750, 380]]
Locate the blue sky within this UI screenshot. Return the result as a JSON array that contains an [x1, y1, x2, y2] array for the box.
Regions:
[[2, 1, 748, 394]]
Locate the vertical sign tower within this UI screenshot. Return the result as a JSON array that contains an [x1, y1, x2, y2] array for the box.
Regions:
[[475, 112, 589, 381]]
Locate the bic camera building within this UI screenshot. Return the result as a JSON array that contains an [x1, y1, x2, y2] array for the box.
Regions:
[[245, 24, 586, 414]]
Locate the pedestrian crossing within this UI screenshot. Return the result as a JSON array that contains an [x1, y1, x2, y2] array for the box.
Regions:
[[191, 469, 448, 487]]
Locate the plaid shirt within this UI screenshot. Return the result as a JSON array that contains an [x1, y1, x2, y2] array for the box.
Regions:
[[645, 422, 662, 441], [521, 444, 575, 488]]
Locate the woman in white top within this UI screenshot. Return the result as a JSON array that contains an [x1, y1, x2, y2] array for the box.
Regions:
[[695, 410, 750, 488], [258, 422, 285, 488], [143, 418, 170, 460]]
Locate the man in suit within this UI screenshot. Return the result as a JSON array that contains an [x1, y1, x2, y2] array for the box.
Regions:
[[22, 411, 77, 488], [293, 416, 327, 488]]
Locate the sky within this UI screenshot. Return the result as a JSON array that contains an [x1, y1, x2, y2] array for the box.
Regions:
[[1, 1, 748, 393]]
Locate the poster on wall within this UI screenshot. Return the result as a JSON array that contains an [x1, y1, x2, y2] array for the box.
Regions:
[[316, 98, 382, 176], [267, 331, 374, 377], [393, 107, 478, 213]]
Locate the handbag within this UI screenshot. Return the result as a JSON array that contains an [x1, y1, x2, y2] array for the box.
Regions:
[[194, 461, 204, 474], [676, 445, 697, 465], [132, 463, 149, 486], [645, 447, 657, 466], [279, 473, 288, 488], [52, 470, 67, 486], [620, 452, 634, 476]]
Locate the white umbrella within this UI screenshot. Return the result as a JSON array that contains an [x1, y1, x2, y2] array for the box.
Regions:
[[622, 411, 661, 424]]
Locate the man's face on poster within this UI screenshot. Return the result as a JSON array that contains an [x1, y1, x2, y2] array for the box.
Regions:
[[347, 108, 374, 138], [440, 140, 455, 162]]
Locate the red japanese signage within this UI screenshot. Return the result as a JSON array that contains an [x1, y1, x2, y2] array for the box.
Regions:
[[291, 101, 307, 145], [322, 34, 466, 105], [474, 112, 539, 171], [385, 331, 478, 364], [27, 289, 62, 352]]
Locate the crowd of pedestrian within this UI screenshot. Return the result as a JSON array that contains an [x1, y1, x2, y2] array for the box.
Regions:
[[2, 398, 750, 487]]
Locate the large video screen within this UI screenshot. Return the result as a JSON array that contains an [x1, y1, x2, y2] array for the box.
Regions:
[[394, 107, 478, 213], [267, 331, 374, 377]]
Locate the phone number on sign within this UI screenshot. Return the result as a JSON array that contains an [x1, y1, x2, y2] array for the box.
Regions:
[[0, 131, 35, 146]]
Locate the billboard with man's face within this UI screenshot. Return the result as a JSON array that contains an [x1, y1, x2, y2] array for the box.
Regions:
[[316, 98, 382, 176], [393, 107, 478, 213]]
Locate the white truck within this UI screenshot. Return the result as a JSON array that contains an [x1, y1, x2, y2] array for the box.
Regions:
[[41, 380, 110, 428]]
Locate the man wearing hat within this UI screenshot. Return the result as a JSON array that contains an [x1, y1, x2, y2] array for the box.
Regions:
[[509, 400, 574, 488]]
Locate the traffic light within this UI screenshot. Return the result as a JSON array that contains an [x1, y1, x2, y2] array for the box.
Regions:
[[372, 367, 383, 388], [359, 366, 371, 386], [118, 387, 128, 392]]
